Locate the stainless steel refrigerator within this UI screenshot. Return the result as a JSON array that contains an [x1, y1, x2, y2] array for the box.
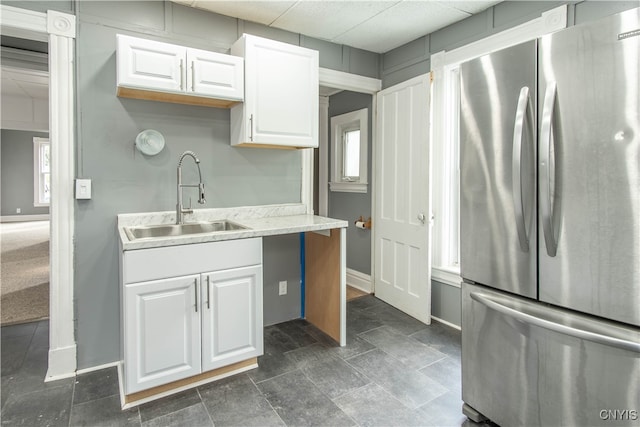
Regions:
[[459, 8, 640, 426]]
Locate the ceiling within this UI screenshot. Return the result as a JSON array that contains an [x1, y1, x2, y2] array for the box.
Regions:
[[1, 1, 501, 100], [1, 67, 49, 101], [172, 0, 500, 53]]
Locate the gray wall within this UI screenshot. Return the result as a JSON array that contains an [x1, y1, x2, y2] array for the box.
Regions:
[[2, 0, 74, 14], [74, 0, 380, 369], [262, 234, 302, 326], [328, 91, 373, 276], [381, 0, 639, 88], [383, 0, 639, 328], [1, 129, 50, 217]]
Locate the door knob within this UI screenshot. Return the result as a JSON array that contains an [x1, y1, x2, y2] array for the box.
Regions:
[[417, 213, 426, 224]]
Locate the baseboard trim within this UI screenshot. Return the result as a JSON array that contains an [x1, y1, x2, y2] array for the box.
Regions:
[[45, 344, 77, 381], [1, 214, 50, 223], [76, 361, 120, 376], [346, 268, 372, 293], [119, 358, 258, 409], [431, 315, 461, 331]]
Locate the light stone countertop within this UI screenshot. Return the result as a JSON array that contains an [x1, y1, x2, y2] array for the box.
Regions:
[[117, 203, 348, 251]]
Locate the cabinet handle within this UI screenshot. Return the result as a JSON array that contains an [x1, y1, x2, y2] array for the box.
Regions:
[[249, 114, 254, 141], [194, 278, 198, 313], [191, 62, 195, 92], [207, 276, 211, 309], [180, 59, 184, 90]]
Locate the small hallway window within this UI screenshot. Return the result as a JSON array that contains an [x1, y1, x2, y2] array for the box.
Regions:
[[33, 137, 50, 206], [330, 108, 368, 193]]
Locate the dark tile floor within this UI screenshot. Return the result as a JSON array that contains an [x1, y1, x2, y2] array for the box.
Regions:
[[1, 296, 479, 426]]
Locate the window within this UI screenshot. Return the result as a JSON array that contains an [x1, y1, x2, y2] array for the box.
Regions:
[[430, 65, 461, 284], [330, 108, 368, 193], [33, 137, 50, 206]]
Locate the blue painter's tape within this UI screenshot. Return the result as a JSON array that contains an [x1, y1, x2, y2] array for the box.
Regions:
[[300, 232, 305, 319]]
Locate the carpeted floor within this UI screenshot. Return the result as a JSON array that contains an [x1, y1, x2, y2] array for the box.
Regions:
[[0, 221, 50, 325]]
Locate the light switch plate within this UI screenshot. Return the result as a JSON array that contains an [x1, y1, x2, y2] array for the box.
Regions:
[[76, 178, 92, 199]]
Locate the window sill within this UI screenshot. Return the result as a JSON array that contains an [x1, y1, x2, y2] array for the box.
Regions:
[[431, 266, 461, 288], [329, 182, 368, 193]]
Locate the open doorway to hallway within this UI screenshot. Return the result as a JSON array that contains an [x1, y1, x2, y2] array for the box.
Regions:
[[1, 36, 50, 326]]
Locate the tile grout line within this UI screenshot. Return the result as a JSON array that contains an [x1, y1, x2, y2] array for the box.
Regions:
[[196, 388, 215, 427], [248, 374, 289, 427], [68, 369, 76, 427]]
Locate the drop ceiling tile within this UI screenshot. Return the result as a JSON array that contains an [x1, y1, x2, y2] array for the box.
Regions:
[[191, 1, 297, 26], [272, 1, 395, 41], [334, 1, 470, 53]]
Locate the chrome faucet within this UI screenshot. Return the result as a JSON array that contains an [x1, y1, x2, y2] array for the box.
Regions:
[[176, 151, 206, 224]]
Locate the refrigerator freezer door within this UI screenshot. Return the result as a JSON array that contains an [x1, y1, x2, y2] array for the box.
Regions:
[[538, 8, 640, 327], [461, 282, 640, 427], [460, 40, 537, 298]]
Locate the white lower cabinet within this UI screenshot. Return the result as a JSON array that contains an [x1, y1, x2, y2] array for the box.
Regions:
[[124, 275, 202, 393], [122, 238, 263, 395], [201, 265, 263, 372]]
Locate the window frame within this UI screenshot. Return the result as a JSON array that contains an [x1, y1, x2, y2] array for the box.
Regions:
[[329, 107, 368, 193], [33, 137, 50, 207]]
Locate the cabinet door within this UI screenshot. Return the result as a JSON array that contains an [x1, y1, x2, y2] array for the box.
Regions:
[[201, 265, 263, 372], [124, 275, 201, 394], [187, 48, 244, 101], [234, 35, 319, 148], [117, 34, 185, 93]]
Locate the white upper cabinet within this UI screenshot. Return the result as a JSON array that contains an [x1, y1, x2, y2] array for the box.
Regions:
[[230, 34, 319, 149], [117, 34, 243, 108], [187, 47, 243, 100]]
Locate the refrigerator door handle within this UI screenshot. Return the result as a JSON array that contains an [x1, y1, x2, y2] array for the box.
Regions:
[[470, 291, 640, 353], [540, 82, 558, 257], [512, 86, 532, 252]]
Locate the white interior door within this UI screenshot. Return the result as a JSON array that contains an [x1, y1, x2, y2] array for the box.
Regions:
[[374, 74, 431, 324]]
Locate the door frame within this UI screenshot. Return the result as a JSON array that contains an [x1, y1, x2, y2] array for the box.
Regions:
[[1, 5, 77, 380], [310, 68, 381, 291]]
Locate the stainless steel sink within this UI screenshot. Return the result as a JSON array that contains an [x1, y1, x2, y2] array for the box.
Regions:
[[124, 220, 248, 241]]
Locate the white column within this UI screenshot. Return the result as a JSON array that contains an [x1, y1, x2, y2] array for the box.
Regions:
[[46, 9, 77, 380]]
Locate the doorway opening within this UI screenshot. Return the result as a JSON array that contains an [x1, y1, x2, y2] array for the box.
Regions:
[[316, 71, 381, 299], [0, 37, 51, 326]]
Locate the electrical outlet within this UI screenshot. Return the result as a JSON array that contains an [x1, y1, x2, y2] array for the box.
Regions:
[[278, 280, 287, 296], [16, 208, 21, 214]]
